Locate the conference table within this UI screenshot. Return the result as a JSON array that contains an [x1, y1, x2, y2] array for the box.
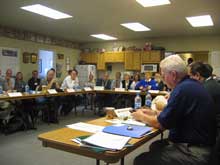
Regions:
[[0, 89, 168, 101], [38, 117, 161, 165]]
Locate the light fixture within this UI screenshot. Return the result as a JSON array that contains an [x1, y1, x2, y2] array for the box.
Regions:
[[90, 34, 117, 40], [136, 0, 171, 7], [186, 15, 214, 27], [121, 22, 151, 32], [21, 4, 72, 19]]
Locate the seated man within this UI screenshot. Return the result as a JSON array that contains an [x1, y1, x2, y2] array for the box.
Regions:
[[132, 55, 216, 165], [95, 73, 112, 115], [4, 69, 15, 92], [189, 62, 220, 164], [14, 72, 26, 92], [111, 72, 122, 89], [28, 70, 41, 91], [60, 69, 80, 115]]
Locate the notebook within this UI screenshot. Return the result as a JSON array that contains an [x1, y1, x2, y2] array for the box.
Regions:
[[103, 124, 152, 138]]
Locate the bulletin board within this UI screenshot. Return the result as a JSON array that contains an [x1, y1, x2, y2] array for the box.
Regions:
[[0, 47, 20, 76]]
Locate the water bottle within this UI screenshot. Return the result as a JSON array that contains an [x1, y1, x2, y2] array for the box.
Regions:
[[145, 92, 152, 107], [25, 84, 30, 93], [134, 93, 142, 109], [0, 85, 3, 94]]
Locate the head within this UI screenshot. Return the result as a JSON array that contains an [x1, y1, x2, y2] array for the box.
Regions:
[[70, 70, 77, 80], [46, 69, 55, 82], [187, 58, 194, 65], [188, 62, 212, 82], [115, 72, 121, 80], [145, 72, 152, 80], [134, 73, 140, 82], [68, 69, 73, 75], [73, 69, 78, 76], [160, 55, 187, 89], [16, 72, 23, 81], [103, 73, 109, 81], [32, 70, 38, 79], [6, 69, 13, 79], [154, 73, 161, 82], [124, 73, 130, 81]]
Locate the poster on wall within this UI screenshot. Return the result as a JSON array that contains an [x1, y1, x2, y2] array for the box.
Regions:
[[0, 47, 19, 76]]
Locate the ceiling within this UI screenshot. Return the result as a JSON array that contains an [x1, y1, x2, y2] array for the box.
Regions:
[[0, 0, 220, 43]]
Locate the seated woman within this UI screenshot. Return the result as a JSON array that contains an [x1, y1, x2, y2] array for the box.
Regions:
[[130, 73, 141, 90], [14, 72, 26, 92], [154, 72, 167, 91]]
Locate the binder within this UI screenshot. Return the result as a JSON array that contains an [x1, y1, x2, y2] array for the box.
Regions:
[[103, 125, 152, 138]]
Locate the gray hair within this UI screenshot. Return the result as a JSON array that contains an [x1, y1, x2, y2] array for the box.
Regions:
[[160, 55, 187, 75]]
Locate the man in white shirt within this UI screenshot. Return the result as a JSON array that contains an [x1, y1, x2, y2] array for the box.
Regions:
[[61, 70, 79, 89], [60, 69, 80, 115]]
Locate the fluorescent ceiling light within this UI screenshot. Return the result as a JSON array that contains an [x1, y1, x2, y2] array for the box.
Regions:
[[21, 4, 72, 19], [90, 34, 117, 40], [136, 0, 171, 7], [186, 15, 214, 27], [121, 22, 151, 32]]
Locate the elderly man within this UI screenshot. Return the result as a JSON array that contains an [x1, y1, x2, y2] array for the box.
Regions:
[[132, 55, 216, 165], [4, 69, 15, 91]]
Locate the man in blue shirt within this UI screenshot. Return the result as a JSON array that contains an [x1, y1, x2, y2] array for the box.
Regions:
[[132, 55, 216, 165]]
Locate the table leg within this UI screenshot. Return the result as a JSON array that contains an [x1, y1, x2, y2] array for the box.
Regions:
[[96, 159, 100, 165], [120, 157, 124, 165]]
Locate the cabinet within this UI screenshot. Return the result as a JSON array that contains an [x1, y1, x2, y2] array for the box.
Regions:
[[80, 53, 97, 64], [125, 52, 141, 70], [141, 51, 162, 63], [104, 52, 124, 63], [97, 53, 105, 70]]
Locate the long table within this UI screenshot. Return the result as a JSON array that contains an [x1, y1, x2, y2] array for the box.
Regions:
[[38, 117, 161, 165], [0, 90, 167, 101]]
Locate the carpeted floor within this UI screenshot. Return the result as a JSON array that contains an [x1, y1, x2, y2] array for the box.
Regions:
[[0, 107, 165, 165]]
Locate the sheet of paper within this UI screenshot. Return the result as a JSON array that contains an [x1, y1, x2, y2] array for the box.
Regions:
[[8, 92, 22, 97], [47, 89, 57, 94], [84, 87, 92, 91], [66, 88, 75, 93], [83, 132, 130, 150], [66, 122, 104, 133], [114, 107, 133, 118], [94, 86, 104, 91]]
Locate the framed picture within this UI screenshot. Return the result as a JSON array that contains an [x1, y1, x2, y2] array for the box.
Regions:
[[57, 53, 64, 60], [31, 53, 38, 63], [23, 52, 30, 63]]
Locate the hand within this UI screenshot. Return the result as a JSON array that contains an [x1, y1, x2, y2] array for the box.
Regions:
[[131, 110, 144, 122]]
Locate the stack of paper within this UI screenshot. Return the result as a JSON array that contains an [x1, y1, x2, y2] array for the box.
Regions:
[[82, 132, 130, 150]]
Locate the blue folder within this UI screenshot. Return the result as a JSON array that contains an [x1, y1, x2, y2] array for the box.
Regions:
[[103, 125, 152, 138]]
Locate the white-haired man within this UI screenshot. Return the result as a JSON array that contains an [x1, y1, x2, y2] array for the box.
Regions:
[[132, 55, 216, 165]]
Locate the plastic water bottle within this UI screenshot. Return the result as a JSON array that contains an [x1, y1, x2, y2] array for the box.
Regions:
[[145, 92, 152, 107], [134, 93, 142, 109], [0, 85, 3, 94], [25, 84, 30, 93]]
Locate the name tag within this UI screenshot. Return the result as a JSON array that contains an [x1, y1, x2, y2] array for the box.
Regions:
[[148, 90, 159, 94], [94, 86, 104, 91], [66, 89, 75, 93], [8, 92, 23, 97], [115, 88, 125, 91], [128, 90, 141, 93], [84, 87, 92, 91], [47, 89, 57, 94]]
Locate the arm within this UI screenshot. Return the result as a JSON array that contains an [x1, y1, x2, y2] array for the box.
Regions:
[[132, 109, 163, 129]]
